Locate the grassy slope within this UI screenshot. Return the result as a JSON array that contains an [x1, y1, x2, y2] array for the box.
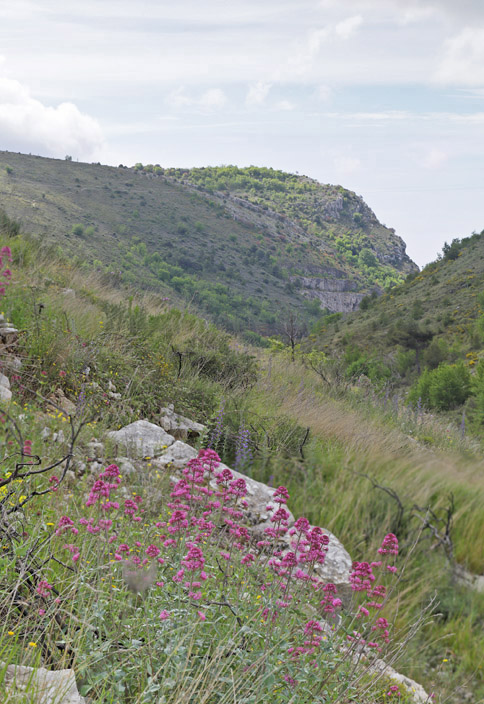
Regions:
[[0, 152, 416, 335], [1, 224, 483, 700], [314, 231, 484, 359]]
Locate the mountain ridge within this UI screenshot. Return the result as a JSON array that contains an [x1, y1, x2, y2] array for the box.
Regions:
[[0, 151, 417, 335]]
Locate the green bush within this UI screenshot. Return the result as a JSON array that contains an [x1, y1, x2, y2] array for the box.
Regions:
[[71, 223, 85, 236], [409, 362, 471, 410]]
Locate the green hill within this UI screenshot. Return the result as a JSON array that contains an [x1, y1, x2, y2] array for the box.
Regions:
[[0, 152, 417, 338], [0, 217, 483, 702]]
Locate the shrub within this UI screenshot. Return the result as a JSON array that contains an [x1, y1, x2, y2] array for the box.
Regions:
[[409, 362, 471, 411], [71, 223, 85, 236]]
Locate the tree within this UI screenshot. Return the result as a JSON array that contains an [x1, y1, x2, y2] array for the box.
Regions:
[[282, 312, 305, 363], [390, 320, 433, 374]]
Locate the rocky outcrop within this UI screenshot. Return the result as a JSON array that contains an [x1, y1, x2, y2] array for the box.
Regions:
[[108, 420, 354, 585], [107, 420, 175, 458], [159, 404, 206, 440], [1, 662, 85, 704], [290, 275, 365, 312]]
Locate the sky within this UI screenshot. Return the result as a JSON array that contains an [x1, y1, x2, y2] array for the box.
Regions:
[[1, 1, 484, 267]]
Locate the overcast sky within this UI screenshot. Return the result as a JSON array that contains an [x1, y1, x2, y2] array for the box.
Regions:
[[1, 0, 484, 266]]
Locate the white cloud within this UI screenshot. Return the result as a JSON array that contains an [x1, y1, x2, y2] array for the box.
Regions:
[[421, 148, 448, 169], [199, 88, 227, 109], [334, 15, 363, 39], [0, 71, 104, 159], [245, 81, 272, 106], [275, 100, 295, 111], [436, 28, 484, 86], [165, 86, 227, 111]]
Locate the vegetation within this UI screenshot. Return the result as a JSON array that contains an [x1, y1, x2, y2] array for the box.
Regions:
[[0, 213, 483, 702], [0, 152, 416, 335]]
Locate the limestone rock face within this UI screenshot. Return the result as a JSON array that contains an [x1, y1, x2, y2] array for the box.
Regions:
[[107, 420, 175, 458], [2, 662, 85, 704], [159, 404, 206, 440]]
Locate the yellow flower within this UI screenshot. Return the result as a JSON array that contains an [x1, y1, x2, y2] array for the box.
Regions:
[[8, 631, 14, 636], [28, 642, 37, 648]]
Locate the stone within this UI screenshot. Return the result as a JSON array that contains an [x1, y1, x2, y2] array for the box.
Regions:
[[86, 439, 104, 460], [0, 373, 11, 389], [47, 389, 77, 417], [210, 462, 296, 530], [159, 404, 206, 440], [115, 457, 138, 475], [0, 384, 12, 401], [107, 420, 175, 458], [153, 440, 352, 584], [3, 355, 22, 372], [280, 525, 352, 587], [152, 440, 198, 470], [52, 429, 66, 444], [41, 427, 51, 441], [1, 662, 85, 704], [368, 658, 431, 703]]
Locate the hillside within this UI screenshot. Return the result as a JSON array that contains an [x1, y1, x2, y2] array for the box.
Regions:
[[0, 217, 483, 702], [0, 152, 416, 337]]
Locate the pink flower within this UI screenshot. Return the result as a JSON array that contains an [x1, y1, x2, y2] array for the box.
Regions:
[[197, 611, 206, 621], [378, 533, 399, 556], [36, 580, 52, 597], [38, 609, 46, 616], [159, 610, 170, 620]]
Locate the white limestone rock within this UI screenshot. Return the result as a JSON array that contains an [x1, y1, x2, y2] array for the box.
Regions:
[[1, 662, 85, 704], [368, 658, 431, 703], [107, 420, 175, 458], [152, 439, 198, 470], [159, 404, 206, 440]]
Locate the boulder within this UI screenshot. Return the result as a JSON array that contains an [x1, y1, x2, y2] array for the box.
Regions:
[[0, 373, 12, 401], [279, 524, 352, 586], [210, 462, 296, 529], [107, 420, 175, 458], [152, 439, 198, 470], [368, 658, 431, 703], [153, 439, 351, 583], [159, 404, 206, 440], [116, 457, 138, 475], [47, 389, 77, 417], [86, 439, 104, 460], [0, 313, 18, 348], [1, 662, 85, 704]]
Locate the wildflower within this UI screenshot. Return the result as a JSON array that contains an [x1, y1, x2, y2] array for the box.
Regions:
[[36, 580, 52, 597], [28, 642, 37, 648], [378, 533, 399, 556], [159, 610, 170, 620], [197, 611, 206, 621]]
